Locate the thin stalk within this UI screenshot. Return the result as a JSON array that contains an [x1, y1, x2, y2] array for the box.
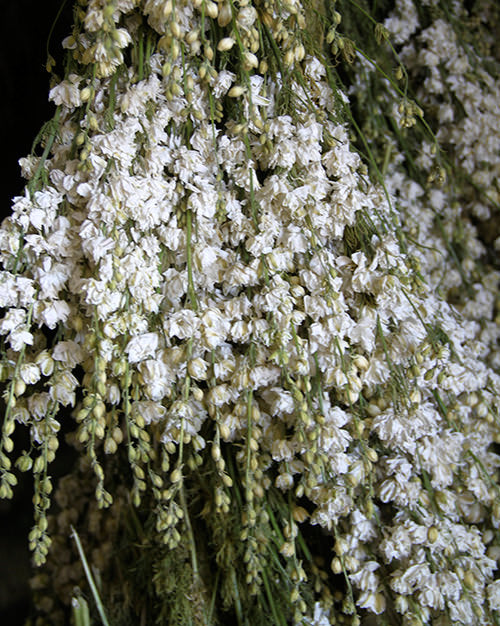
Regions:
[[230, 568, 244, 626], [245, 389, 253, 489], [71, 526, 111, 626], [261, 568, 287, 626], [28, 107, 62, 197], [186, 209, 198, 311]]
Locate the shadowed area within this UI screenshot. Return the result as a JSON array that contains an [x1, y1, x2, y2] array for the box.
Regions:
[[0, 3, 73, 623]]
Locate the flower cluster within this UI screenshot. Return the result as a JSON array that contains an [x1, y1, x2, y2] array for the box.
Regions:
[[1, 1, 499, 624]]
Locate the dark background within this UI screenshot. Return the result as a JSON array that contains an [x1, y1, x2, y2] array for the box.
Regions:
[[0, 3, 73, 623], [0, 0, 74, 218]]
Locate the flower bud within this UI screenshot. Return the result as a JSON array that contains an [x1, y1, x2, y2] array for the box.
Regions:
[[217, 3, 232, 27], [170, 467, 182, 483], [16, 454, 33, 472], [228, 85, 245, 98], [217, 37, 235, 52], [284, 49, 295, 66], [463, 570, 475, 589], [280, 541, 295, 557], [80, 86, 92, 102], [330, 557, 342, 574], [211, 444, 221, 463], [205, 1, 218, 19], [222, 473, 233, 488], [170, 21, 181, 39], [185, 29, 199, 45], [33, 456, 45, 474], [292, 506, 309, 523], [14, 379, 26, 397]]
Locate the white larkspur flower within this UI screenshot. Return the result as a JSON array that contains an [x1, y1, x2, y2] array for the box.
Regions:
[[487, 580, 500, 611], [52, 341, 85, 369], [1, 2, 500, 622], [125, 332, 159, 363], [49, 74, 83, 108]]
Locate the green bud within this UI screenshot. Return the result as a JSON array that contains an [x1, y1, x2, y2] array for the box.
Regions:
[[16, 454, 33, 472]]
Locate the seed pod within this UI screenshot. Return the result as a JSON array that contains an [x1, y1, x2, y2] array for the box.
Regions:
[[218, 3, 232, 27], [171, 40, 180, 59], [463, 570, 475, 589], [219, 423, 231, 440], [3, 420, 15, 437], [170, 467, 182, 483], [217, 37, 235, 52], [104, 438, 118, 454], [228, 85, 245, 98], [284, 49, 295, 66], [211, 444, 221, 463], [294, 44, 305, 62], [353, 354, 369, 371], [93, 401, 105, 420], [80, 86, 92, 101], [47, 436, 59, 452], [205, 1, 218, 19], [374, 593, 386, 613], [14, 379, 26, 397], [222, 473, 233, 488], [170, 21, 181, 39], [253, 483, 264, 499], [280, 541, 295, 557], [330, 557, 342, 574], [292, 506, 309, 523], [16, 454, 33, 472], [33, 456, 45, 474], [185, 29, 199, 45]]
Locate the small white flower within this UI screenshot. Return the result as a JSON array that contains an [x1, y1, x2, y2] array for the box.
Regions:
[[49, 370, 79, 406], [0, 273, 18, 308], [125, 332, 159, 363], [164, 310, 199, 340], [49, 74, 83, 108], [35, 300, 71, 330], [0, 309, 26, 334], [20, 363, 41, 385], [9, 328, 34, 351], [487, 580, 500, 611], [187, 357, 209, 381], [138, 359, 171, 401], [35, 351, 55, 376], [52, 341, 85, 368], [131, 400, 166, 425], [200, 308, 230, 349], [28, 392, 51, 420]]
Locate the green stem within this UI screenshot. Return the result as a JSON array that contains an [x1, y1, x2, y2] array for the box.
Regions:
[[245, 389, 253, 490], [28, 107, 61, 197], [45, 0, 69, 68], [261, 568, 286, 626], [186, 209, 198, 311], [230, 568, 244, 626], [71, 526, 111, 626]]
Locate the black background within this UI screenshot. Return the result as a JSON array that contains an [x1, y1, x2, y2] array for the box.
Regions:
[[0, 2, 497, 625], [0, 0, 74, 218], [0, 3, 74, 623]]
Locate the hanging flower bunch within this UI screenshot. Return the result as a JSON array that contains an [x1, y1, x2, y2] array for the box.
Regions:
[[1, 0, 499, 624]]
